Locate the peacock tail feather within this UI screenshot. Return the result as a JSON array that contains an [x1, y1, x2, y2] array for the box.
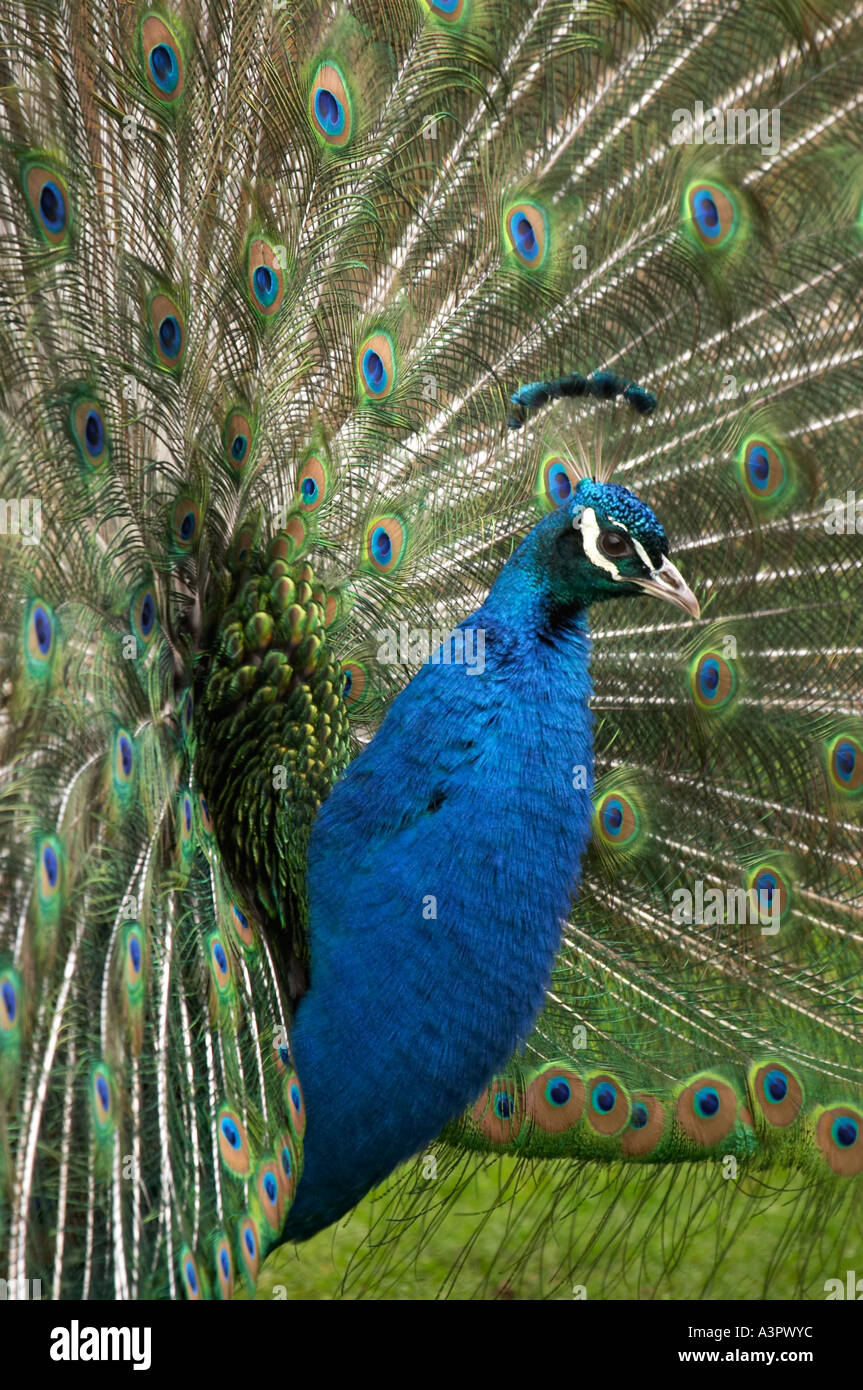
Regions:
[[0, 0, 861, 1298]]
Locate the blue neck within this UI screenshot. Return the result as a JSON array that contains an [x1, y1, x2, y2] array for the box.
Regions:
[[284, 564, 595, 1240]]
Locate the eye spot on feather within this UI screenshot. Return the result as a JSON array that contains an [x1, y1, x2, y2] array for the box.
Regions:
[[504, 200, 549, 269], [739, 438, 787, 501], [526, 1066, 585, 1133], [285, 1076, 306, 1139], [621, 1094, 666, 1157], [209, 934, 232, 993], [297, 455, 328, 512], [123, 923, 144, 997], [676, 1076, 737, 1145], [214, 1236, 234, 1300], [229, 902, 256, 951], [690, 650, 737, 711], [148, 293, 186, 369], [358, 333, 396, 399], [828, 735, 863, 794], [473, 1079, 521, 1143], [218, 1107, 251, 1176], [536, 455, 577, 512], [28, 601, 55, 664], [171, 497, 200, 550], [364, 515, 407, 574], [229, 527, 255, 573], [131, 585, 157, 646], [113, 728, 135, 788], [247, 239, 285, 316], [816, 1106, 863, 1176], [746, 863, 792, 925], [753, 1063, 802, 1127], [238, 1216, 260, 1286], [180, 1248, 202, 1300], [91, 1063, 114, 1137], [593, 791, 641, 851], [309, 62, 352, 147], [0, 968, 21, 1038], [685, 181, 737, 249], [224, 409, 253, 471], [277, 1133, 297, 1199], [256, 1160, 284, 1232], [140, 15, 185, 103], [21, 161, 70, 245], [71, 398, 109, 469], [340, 661, 367, 706], [38, 836, 62, 903], [586, 1074, 629, 1135]]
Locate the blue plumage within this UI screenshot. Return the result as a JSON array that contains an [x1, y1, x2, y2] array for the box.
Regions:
[[286, 483, 690, 1238]]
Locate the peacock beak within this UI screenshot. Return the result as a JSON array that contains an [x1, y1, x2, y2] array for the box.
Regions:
[[633, 555, 700, 618]]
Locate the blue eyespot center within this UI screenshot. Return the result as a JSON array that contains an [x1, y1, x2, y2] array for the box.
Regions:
[[493, 1090, 513, 1119], [150, 43, 179, 94], [747, 445, 770, 487], [39, 179, 65, 233], [33, 606, 52, 654], [158, 314, 181, 358], [833, 1116, 858, 1148], [221, 1117, 240, 1149], [220, 1249, 230, 1278], [43, 844, 59, 886], [343, 669, 353, 697], [547, 463, 572, 505], [631, 1102, 649, 1130], [592, 1083, 616, 1113], [370, 526, 391, 564], [695, 1086, 720, 1118], [179, 510, 195, 540], [765, 1068, 788, 1102], [603, 799, 623, 834], [363, 349, 386, 392], [513, 213, 537, 258], [231, 434, 247, 461], [290, 1083, 301, 1112], [835, 741, 856, 781], [281, 1147, 292, 1177], [264, 1174, 277, 1203], [693, 189, 719, 236], [700, 659, 720, 694], [315, 87, 344, 134], [185, 1260, 197, 1293], [119, 735, 133, 776], [140, 593, 155, 635], [184, 798, 191, 831], [233, 906, 248, 930], [2, 980, 17, 1021], [546, 1077, 571, 1107], [301, 477, 318, 501], [244, 1228, 256, 1258], [129, 937, 141, 973], [253, 264, 277, 306], [755, 873, 776, 905], [96, 1075, 110, 1111], [84, 409, 104, 455], [214, 943, 227, 973]]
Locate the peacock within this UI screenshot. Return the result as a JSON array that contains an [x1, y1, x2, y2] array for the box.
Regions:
[[0, 0, 861, 1301]]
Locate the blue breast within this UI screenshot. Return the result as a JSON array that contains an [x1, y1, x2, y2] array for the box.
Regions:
[[285, 600, 595, 1239]]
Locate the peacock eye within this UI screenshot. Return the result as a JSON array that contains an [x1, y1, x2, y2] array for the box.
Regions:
[[598, 529, 633, 559]]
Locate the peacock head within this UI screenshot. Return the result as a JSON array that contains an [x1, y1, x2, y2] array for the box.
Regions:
[[504, 477, 700, 621]]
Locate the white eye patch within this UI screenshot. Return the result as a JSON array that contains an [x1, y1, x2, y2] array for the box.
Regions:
[[575, 507, 656, 579]]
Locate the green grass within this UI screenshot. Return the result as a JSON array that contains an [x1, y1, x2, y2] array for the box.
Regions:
[[245, 1157, 861, 1300]]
